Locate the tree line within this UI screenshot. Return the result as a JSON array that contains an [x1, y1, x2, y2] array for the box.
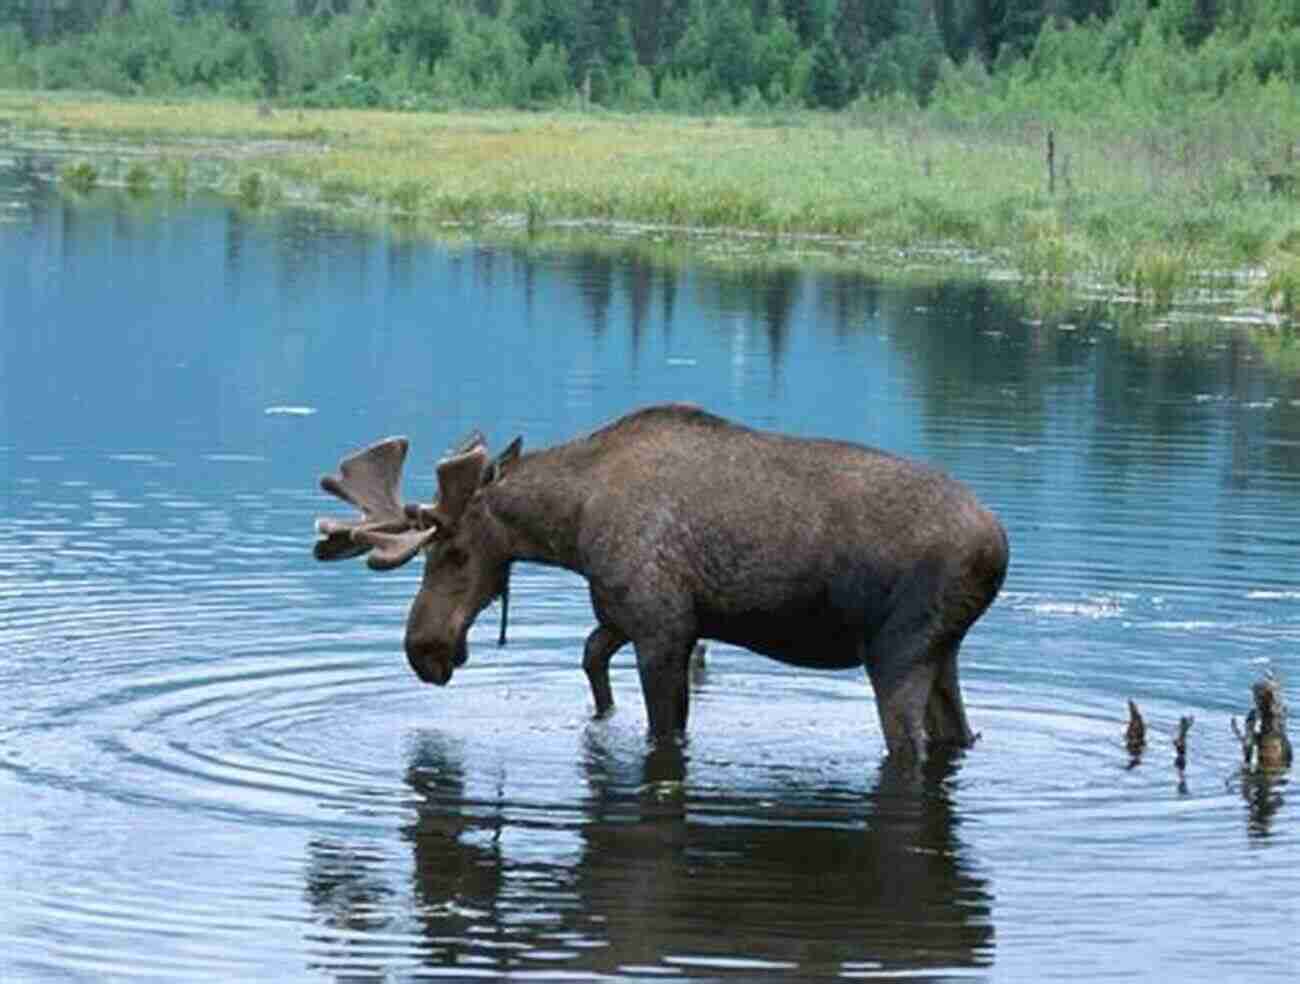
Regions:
[[0, 0, 1297, 112]]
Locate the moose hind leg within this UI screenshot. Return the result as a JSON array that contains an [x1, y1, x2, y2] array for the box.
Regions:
[[866, 646, 938, 762], [924, 640, 976, 749], [583, 624, 627, 718], [864, 557, 977, 761]]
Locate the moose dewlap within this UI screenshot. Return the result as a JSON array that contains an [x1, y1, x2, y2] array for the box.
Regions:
[[314, 403, 1008, 761]]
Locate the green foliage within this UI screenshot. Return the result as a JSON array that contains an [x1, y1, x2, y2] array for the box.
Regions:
[[0, 25, 33, 86], [431, 12, 529, 107], [573, 0, 635, 86], [868, 4, 946, 104], [298, 73, 384, 109], [753, 15, 800, 99], [657, 70, 721, 113], [1127, 246, 1191, 307], [379, 0, 455, 73], [318, 177, 359, 206], [1264, 256, 1300, 319], [525, 187, 547, 235], [1013, 211, 1078, 281], [807, 33, 850, 108], [161, 157, 190, 198], [60, 159, 98, 193], [3, 0, 1298, 122], [524, 43, 572, 104], [238, 169, 266, 206], [513, 0, 577, 59], [670, 3, 758, 104], [125, 162, 153, 196], [387, 179, 424, 214]]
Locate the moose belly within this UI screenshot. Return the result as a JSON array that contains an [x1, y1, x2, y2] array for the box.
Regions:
[[700, 609, 865, 670]]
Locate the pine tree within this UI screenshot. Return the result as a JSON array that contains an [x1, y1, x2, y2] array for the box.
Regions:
[[808, 31, 850, 106]]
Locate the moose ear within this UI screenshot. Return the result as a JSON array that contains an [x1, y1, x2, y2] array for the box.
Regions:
[[433, 444, 489, 526], [484, 436, 523, 484]]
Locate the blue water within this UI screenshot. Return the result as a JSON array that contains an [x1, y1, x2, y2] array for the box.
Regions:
[[1, 152, 1298, 982]]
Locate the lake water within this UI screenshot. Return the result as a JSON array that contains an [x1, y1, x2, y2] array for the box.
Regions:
[[1, 151, 1297, 982]]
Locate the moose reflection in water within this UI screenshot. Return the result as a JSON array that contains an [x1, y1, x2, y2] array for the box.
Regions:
[[313, 404, 1008, 762], [304, 736, 993, 978]]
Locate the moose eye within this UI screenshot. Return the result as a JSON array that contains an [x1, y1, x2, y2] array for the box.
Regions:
[[443, 546, 469, 568]]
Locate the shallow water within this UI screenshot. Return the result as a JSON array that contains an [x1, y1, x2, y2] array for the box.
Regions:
[[1, 154, 1298, 982]]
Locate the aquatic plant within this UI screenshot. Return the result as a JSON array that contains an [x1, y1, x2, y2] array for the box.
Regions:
[[318, 178, 358, 206], [160, 157, 189, 198], [60, 159, 97, 193], [525, 188, 547, 236], [124, 162, 152, 197], [238, 171, 265, 208], [1263, 256, 1300, 320], [235, 171, 283, 209], [8, 94, 1300, 303], [1130, 247, 1191, 309], [387, 180, 425, 216], [1250, 325, 1300, 374], [1014, 211, 1072, 282]]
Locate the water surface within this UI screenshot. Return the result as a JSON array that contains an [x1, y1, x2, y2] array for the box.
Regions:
[[2, 155, 1298, 981]]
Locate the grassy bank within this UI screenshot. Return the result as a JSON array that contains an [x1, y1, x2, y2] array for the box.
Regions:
[[3, 92, 1298, 317]]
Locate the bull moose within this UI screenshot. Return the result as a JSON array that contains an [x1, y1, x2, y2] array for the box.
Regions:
[[313, 404, 1008, 761]]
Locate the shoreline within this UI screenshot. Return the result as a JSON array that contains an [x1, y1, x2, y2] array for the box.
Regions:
[[1, 93, 1296, 322]]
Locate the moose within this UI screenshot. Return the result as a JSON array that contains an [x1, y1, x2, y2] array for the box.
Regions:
[[313, 404, 1009, 761]]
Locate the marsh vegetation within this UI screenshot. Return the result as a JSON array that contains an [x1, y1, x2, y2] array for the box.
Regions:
[[0, 0, 1296, 312]]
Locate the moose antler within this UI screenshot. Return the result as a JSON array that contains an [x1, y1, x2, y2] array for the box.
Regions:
[[314, 437, 440, 570]]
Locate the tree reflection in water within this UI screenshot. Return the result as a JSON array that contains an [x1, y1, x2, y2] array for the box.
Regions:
[[304, 734, 992, 979]]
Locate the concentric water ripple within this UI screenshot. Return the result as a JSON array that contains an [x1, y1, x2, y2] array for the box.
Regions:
[[4, 437, 1297, 982], [4, 178, 1299, 981]]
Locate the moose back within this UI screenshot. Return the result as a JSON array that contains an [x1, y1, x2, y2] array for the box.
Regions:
[[314, 404, 1008, 760]]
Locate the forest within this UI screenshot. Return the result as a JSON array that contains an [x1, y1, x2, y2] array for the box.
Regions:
[[0, 0, 1297, 116]]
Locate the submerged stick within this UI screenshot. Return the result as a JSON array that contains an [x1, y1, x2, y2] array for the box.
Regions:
[[1125, 699, 1146, 758], [1173, 715, 1194, 771], [1236, 671, 1292, 772]]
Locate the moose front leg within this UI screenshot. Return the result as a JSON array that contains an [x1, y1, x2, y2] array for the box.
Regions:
[[634, 635, 694, 745], [583, 624, 627, 717]]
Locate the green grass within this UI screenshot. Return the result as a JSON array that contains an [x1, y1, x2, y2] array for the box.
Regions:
[[8, 92, 1297, 318]]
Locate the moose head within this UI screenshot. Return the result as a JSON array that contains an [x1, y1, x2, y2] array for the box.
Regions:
[[314, 432, 522, 686]]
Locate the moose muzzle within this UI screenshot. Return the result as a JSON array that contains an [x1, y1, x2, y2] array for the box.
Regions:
[[404, 601, 470, 686], [405, 632, 470, 685]]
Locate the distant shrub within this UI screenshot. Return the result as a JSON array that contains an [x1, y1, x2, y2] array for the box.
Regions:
[[160, 158, 189, 198], [125, 162, 152, 196], [387, 180, 425, 215], [525, 43, 571, 104], [298, 74, 386, 109], [319, 178, 358, 206], [238, 170, 265, 207], [60, 160, 98, 193]]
